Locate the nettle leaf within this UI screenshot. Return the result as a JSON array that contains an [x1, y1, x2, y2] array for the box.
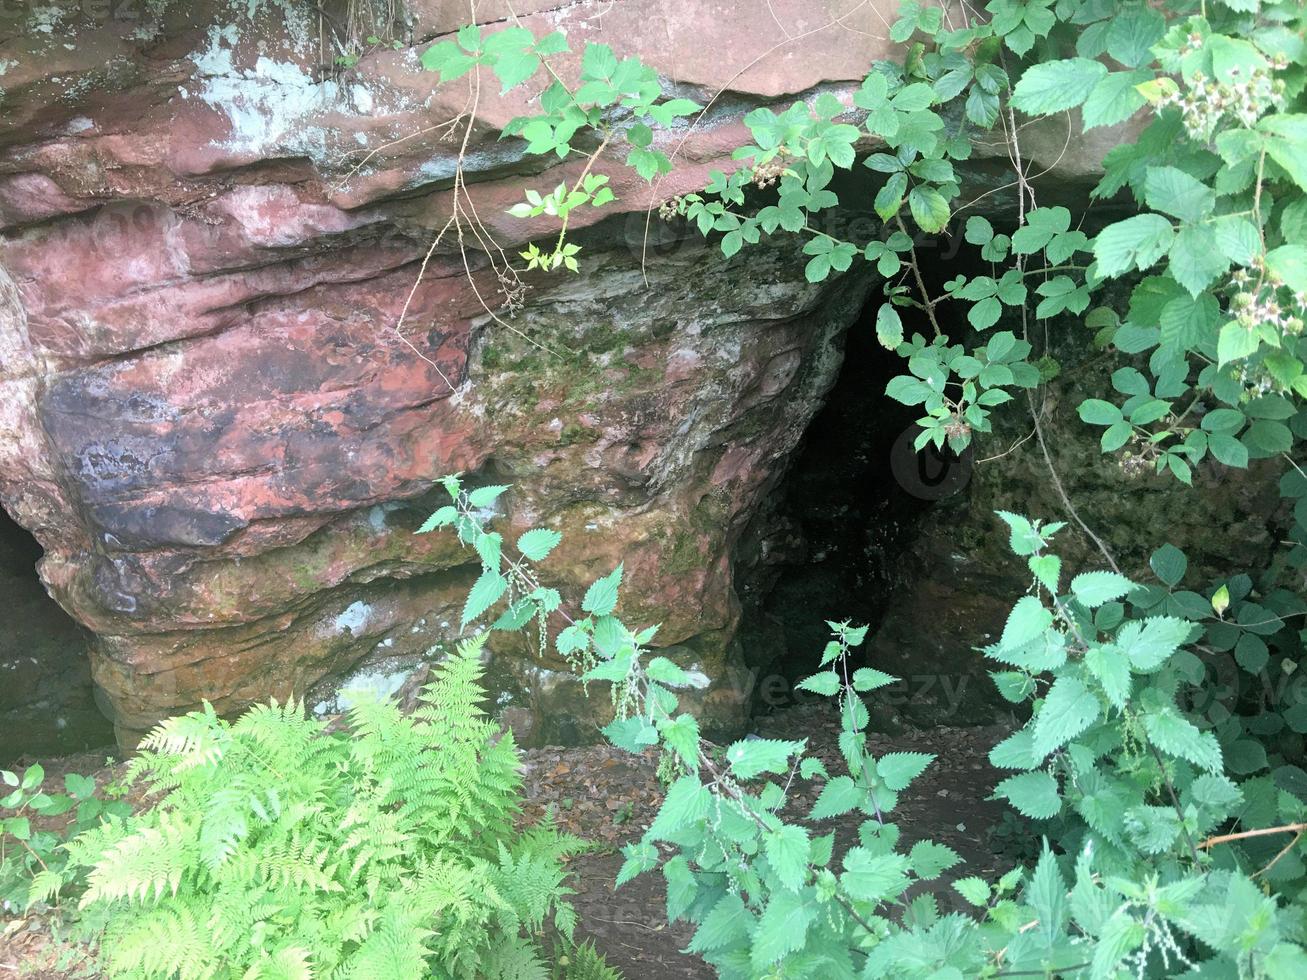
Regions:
[[997, 511, 1044, 556], [658, 714, 700, 768], [646, 775, 711, 841], [582, 563, 623, 616], [994, 770, 1061, 819], [417, 506, 458, 533], [751, 890, 816, 969], [1085, 645, 1131, 711], [462, 569, 507, 626], [810, 776, 862, 820], [764, 825, 811, 892], [876, 752, 934, 791], [725, 738, 806, 779], [841, 848, 910, 902], [1033, 676, 1101, 759], [796, 671, 840, 696], [1144, 706, 1222, 773], [853, 667, 895, 692], [687, 893, 752, 954], [953, 876, 992, 906], [993, 674, 1035, 710], [1071, 571, 1136, 608], [1117, 616, 1192, 672], [467, 483, 511, 508], [515, 528, 561, 562], [1002, 596, 1054, 649], [990, 728, 1040, 769], [1010, 58, 1107, 114], [909, 840, 962, 880]]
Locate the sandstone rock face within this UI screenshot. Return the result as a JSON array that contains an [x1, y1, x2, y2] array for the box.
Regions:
[[0, 0, 920, 746], [0, 0, 1155, 751]]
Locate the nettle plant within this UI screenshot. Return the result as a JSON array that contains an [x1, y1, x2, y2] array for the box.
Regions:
[[414, 0, 1307, 975], [423, 482, 1307, 976]]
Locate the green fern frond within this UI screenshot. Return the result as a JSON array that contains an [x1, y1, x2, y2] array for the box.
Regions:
[[80, 811, 195, 905], [553, 938, 622, 980], [138, 702, 231, 771], [481, 933, 550, 980], [62, 630, 579, 978], [246, 945, 314, 980]]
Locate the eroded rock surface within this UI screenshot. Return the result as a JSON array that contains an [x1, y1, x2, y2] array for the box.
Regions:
[[0, 0, 911, 746], [0, 0, 1138, 748]]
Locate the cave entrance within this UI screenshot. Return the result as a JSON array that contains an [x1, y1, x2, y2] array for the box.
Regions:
[[737, 271, 982, 729], [0, 508, 115, 764]]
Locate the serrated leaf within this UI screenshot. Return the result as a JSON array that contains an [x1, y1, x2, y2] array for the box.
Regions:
[[954, 876, 992, 906], [467, 484, 511, 508], [908, 186, 950, 233], [750, 889, 816, 969], [725, 739, 805, 779], [764, 825, 811, 892], [1085, 646, 1132, 710], [853, 668, 895, 692], [994, 771, 1061, 818], [1144, 166, 1215, 224], [582, 564, 623, 616], [810, 776, 862, 820], [1033, 676, 1100, 759], [1010, 58, 1107, 114], [1001, 596, 1054, 650], [877, 752, 934, 791], [687, 892, 752, 953], [1082, 70, 1149, 129], [516, 527, 561, 561], [796, 671, 840, 696], [646, 775, 711, 841], [462, 569, 507, 626], [1144, 706, 1222, 773], [1117, 616, 1191, 671], [1071, 571, 1136, 608], [658, 714, 700, 768], [417, 505, 458, 533], [909, 840, 961, 880], [1094, 214, 1175, 276], [841, 848, 910, 902]]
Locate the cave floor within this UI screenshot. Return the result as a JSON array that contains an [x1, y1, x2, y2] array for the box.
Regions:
[[1, 706, 1011, 979]]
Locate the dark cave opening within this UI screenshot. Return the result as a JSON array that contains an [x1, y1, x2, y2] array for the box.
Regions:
[[736, 249, 989, 729], [0, 509, 115, 764]]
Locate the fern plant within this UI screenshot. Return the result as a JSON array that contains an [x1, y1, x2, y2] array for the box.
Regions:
[[58, 634, 589, 979]]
